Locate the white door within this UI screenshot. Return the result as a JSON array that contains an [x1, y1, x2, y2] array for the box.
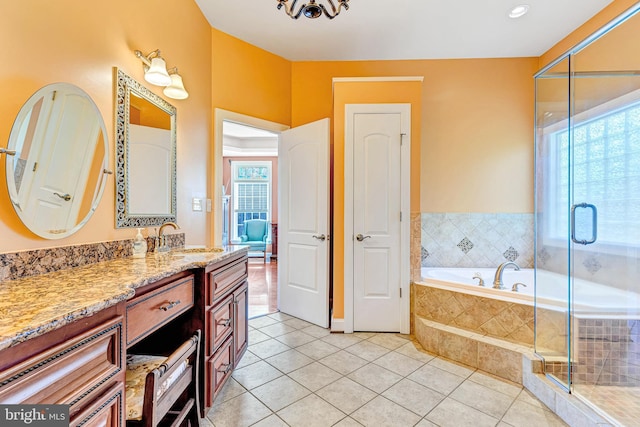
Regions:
[[278, 118, 330, 328], [21, 90, 101, 233], [346, 104, 411, 333], [128, 124, 172, 215]]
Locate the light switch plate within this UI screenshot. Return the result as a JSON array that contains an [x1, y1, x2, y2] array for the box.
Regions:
[[206, 199, 212, 212], [192, 197, 203, 212]]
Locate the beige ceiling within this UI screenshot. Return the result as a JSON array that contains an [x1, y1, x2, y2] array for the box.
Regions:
[[195, 0, 613, 61]]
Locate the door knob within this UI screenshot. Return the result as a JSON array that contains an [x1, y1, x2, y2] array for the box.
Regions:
[[312, 234, 326, 241], [53, 192, 71, 201], [355, 234, 371, 242]]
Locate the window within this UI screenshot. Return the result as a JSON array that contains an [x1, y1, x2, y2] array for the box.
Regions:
[[544, 93, 640, 248], [231, 161, 271, 241]]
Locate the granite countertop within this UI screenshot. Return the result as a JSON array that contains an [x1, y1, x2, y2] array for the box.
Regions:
[[0, 246, 248, 351]]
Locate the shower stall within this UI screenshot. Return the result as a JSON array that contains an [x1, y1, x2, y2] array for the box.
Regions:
[[534, 4, 640, 426]]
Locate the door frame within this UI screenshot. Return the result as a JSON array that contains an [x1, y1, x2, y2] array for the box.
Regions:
[[344, 103, 411, 334], [213, 109, 289, 246]]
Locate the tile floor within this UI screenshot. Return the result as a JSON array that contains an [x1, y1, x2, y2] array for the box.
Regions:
[[203, 312, 568, 427]]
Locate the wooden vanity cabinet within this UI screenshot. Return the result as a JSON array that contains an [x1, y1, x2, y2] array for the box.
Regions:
[[125, 271, 195, 348], [200, 251, 249, 409], [0, 303, 125, 427]]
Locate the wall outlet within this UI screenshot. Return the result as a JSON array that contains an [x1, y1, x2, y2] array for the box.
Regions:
[[192, 198, 203, 212]]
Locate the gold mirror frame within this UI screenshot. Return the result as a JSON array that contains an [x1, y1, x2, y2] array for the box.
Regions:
[[115, 68, 177, 228]]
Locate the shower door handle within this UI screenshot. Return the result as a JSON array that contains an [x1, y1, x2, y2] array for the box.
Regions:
[[571, 202, 597, 245]]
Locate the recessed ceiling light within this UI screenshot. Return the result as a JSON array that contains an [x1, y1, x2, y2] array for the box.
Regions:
[[509, 4, 530, 19]]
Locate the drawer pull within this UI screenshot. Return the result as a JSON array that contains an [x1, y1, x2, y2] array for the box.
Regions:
[[159, 300, 181, 311], [217, 363, 233, 374], [217, 318, 232, 327]]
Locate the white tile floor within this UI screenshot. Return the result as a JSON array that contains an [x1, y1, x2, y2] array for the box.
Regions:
[[204, 312, 568, 427]]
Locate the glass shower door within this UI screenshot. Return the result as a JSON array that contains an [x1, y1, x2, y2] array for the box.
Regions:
[[534, 57, 572, 390], [568, 11, 640, 425]]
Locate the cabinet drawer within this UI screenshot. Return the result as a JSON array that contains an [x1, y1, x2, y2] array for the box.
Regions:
[[0, 316, 123, 411], [70, 381, 124, 427], [126, 275, 194, 346], [207, 336, 234, 407], [208, 294, 234, 355], [208, 259, 247, 305]]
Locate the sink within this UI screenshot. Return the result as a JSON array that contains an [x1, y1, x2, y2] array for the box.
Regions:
[[172, 247, 225, 254]]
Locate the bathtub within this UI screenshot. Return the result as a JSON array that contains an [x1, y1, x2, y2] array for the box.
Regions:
[[419, 267, 640, 314]]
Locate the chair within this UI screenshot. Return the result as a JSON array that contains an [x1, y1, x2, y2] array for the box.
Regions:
[[240, 219, 269, 262], [126, 331, 201, 427]]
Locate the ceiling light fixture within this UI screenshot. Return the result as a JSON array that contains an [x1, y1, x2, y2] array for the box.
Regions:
[[277, 0, 349, 19], [508, 4, 530, 19], [134, 49, 189, 100]]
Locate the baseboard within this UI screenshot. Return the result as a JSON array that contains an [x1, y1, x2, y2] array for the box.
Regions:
[[331, 317, 345, 332]]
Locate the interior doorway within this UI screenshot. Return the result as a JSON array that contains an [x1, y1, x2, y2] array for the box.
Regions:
[[217, 113, 288, 318]]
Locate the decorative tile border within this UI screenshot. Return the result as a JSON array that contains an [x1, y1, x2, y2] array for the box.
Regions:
[[0, 233, 185, 282], [421, 213, 534, 268]]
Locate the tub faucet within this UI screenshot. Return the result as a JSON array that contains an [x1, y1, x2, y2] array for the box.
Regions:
[[157, 221, 180, 253], [472, 272, 484, 287], [493, 261, 520, 290]]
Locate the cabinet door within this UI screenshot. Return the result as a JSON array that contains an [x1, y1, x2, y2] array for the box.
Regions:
[[70, 382, 124, 427], [233, 281, 249, 364]]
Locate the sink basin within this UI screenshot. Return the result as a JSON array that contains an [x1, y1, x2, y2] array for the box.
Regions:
[[173, 247, 225, 254]]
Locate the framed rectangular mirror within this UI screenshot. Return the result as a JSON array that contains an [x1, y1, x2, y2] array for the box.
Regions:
[[115, 68, 177, 228]]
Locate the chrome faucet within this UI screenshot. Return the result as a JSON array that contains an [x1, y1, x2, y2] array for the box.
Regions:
[[157, 221, 180, 252], [492, 261, 520, 289], [472, 272, 485, 286]]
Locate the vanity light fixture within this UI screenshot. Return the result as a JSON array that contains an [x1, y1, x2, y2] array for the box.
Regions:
[[134, 49, 172, 86], [163, 68, 189, 100], [277, 0, 349, 19], [134, 49, 189, 100], [508, 4, 530, 19]]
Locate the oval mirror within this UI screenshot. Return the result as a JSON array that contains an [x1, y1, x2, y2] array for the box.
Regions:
[[5, 83, 110, 239]]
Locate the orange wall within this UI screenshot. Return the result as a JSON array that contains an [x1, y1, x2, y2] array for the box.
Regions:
[[211, 29, 291, 126], [331, 80, 422, 319], [0, 0, 212, 252], [292, 58, 538, 215], [292, 58, 536, 320], [210, 29, 291, 245], [539, 0, 640, 69]]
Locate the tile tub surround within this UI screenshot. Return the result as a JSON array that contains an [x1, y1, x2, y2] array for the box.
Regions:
[[537, 243, 640, 295], [0, 245, 246, 350], [546, 318, 640, 388], [421, 213, 534, 269], [412, 281, 570, 355], [204, 312, 569, 427], [412, 282, 537, 346], [0, 232, 185, 282]]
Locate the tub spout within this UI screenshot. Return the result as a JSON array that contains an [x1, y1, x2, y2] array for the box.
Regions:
[[493, 261, 520, 290]]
